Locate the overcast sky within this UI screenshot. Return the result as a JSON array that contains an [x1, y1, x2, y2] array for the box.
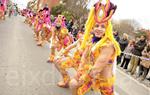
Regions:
[[113, 0, 150, 29], [12, 0, 150, 29]]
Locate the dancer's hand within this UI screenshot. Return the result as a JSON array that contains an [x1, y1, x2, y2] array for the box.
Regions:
[[89, 68, 99, 78]]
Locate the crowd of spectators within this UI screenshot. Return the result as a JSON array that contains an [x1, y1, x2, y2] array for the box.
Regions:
[[114, 31, 150, 83]]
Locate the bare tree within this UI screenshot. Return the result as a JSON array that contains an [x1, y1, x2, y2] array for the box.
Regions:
[[61, 0, 88, 25], [112, 19, 141, 38]]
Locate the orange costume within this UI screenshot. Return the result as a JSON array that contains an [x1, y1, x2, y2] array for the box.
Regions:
[[52, 28, 88, 87], [48, 15, 72, 62], [77, 38, 117, 95], [69, 0, 121, 95]]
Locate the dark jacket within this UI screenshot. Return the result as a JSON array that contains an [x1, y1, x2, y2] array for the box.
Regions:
[[132, 40, 146, 56], [114, 34, 120, 42], [119, 39, 128, 51]]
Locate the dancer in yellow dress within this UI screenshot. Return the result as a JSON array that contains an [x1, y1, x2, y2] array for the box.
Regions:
[[70, 23, 120, 95], [69, 0, 121, 95], [37, 7, 52, 46]]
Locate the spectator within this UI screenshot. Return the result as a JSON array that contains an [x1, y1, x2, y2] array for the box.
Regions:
[[121, 40, 135, 69], [137, 42, 150, 81], [135, 36, 140, 43], [77, 26, 84, 38], [117, 33, 129, 64], [113, 31, 120, 42], [128, 35, 147, 75], [71, 26, 78, 40], [67, 19, 73, 32]]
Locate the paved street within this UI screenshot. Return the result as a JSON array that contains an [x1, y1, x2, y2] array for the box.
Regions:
[[0, 16, 149, 95]]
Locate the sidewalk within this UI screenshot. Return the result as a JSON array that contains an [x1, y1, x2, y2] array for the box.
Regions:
[[115, 68, 150, 95]]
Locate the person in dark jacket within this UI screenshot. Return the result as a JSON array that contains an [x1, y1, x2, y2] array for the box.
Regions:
[[128, 35, 147, 75], [117, 33, 129, 64], [137, 42, 150, 80], [67, 19, 73, 32], [113, 31, 120, 42]]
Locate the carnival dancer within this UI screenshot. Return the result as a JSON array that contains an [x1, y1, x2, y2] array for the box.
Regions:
[[54, 32, 84, 88], [33, 12, 39, 38], [53, 0, 115, 89], [47, 15, 71, 63], [28, 11, 34, 27], [34, 9, 44, 42], [31, 13, 36, 27], [24, 10, 31, 24], [69, 1, 121, 95], [54, 24, 106, 88], [0, 4, 5, 20], [37, 7, 52, 46]]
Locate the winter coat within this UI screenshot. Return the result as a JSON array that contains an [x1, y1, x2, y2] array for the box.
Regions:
[[119, 39, 128, 51], [114, 35, 120, 42], [124, 45, 134, 59], [132, 40, 146, 56]]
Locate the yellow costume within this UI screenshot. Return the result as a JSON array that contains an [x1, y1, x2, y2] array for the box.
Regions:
[[56, 39, 84, 85], [77, 21, 120, 95]]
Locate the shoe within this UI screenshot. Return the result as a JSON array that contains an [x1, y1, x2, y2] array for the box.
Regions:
[[141, 77, 145, 81], [57, 81, 69, 88], [37, 41, 43, 46], [47, 59, 51, 63], [131, 73, 134, 75], [47, 59, 54, 63], [47, 55, 54, 63], [37, 43, 42, 46], [146, 77, 150, 81]]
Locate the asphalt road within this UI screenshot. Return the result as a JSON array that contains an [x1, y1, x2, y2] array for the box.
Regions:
[[0, 16, 149, 95]]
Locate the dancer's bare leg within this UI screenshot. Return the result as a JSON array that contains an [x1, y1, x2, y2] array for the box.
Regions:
[[54, 58, 70, 88], [47, 46, 55, 63]]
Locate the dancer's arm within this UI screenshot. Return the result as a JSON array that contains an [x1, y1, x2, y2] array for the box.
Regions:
[[64, 40, 79, 53], [59, 39, 80, 56], [89, 45, 115, 77], [78, 44, 92, 69]]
